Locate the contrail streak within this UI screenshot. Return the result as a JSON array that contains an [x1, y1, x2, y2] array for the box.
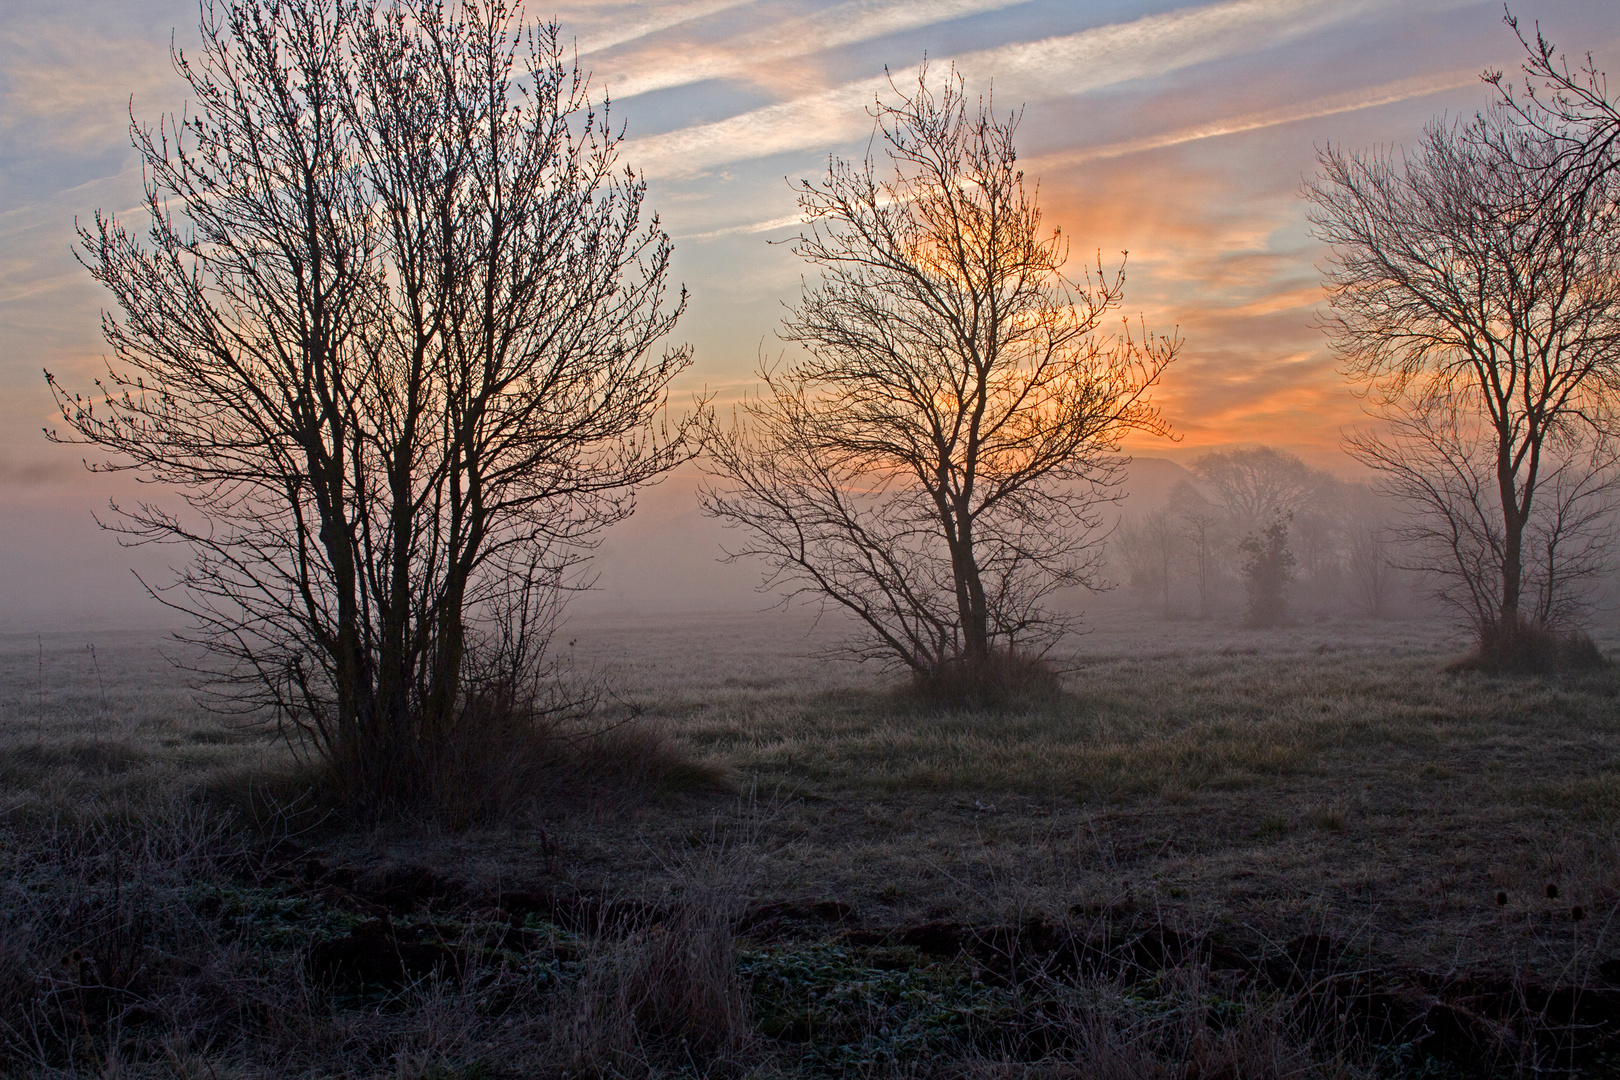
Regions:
[[626, 0, 1475, 179], [1027, 70, 1483, 169], [677, 69, 1484, 241], [572, 0, 758, 57], [595, 0, 1033, 101]]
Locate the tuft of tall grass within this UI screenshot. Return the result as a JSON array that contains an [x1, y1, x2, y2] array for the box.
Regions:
[[563, 899, 751, 1073], [306, 680, 731, 828], [910, 648, 1064, 710], [1450, 616, 1609, 676]]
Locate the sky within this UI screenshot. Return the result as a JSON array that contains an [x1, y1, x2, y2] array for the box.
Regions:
[[2, 0, 1618, 627]]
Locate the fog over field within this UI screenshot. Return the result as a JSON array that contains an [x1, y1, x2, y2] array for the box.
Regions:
[[585, 456, 1203, 616], [0, 455, 1309, 629]]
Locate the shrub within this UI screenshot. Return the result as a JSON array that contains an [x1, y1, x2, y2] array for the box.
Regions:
[[910, 648, 1064, 710], [1240, 517, 1296, 628], [298, 669, 726, 827], [1449, 614, 1609, 675]]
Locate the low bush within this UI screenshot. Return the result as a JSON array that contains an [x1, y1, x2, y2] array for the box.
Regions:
[[910, 649, 1064, 710], [1450, 615, 1609, 676], [300, 686, 727, 828]]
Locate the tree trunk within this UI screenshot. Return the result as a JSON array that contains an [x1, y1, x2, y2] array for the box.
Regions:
[[1496, 435, 1529, 660], [950, 510, 990, 670]]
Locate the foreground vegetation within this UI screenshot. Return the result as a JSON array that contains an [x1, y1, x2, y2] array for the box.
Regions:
[[2, 610, 1619, 1077]]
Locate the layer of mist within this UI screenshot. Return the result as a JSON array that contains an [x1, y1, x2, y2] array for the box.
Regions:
[[10, 453, 1608, 636]]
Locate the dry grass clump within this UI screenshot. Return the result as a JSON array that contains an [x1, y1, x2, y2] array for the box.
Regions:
[[564, 896, 752, 1073], [909, 649, 1065, 710], [1449, 616, 1609, 676]]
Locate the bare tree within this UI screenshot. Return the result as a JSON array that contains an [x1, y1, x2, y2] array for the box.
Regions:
[[45, 0, 696, 805], [1353, 396, 1619, 639], [1308, 97, 1620, 667], [1344, 484, 1399, 618], [1347, 524, 1396, 618], [1192, 446, 1320, 535], [701, 66, 1176, 701], [1183, 447, 1328, 620], [1120, 508, 1182, 617], [1169, 480, 1225, 619]]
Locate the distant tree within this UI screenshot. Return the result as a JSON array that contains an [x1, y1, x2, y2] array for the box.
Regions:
[[1343, 484, 1399, 618], [1120, 508, 1182, 617], [1182, 447, 1332, 620], [701, 66, 1176, 702], [1192, 446, 1320, 536], [1308, 90, 1620, 669], [1347, 524, 1395, 618], [1240, 516, 1295, 628], [46, 0, 697, 807], [1288, 479, 1334, 596], [1169, 479, 1224, 619]]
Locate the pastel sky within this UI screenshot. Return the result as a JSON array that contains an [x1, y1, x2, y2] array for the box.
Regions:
[[2, 0, 1617, 626]]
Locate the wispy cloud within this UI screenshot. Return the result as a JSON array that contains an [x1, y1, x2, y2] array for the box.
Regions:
[[677, 68, 1481, 241], [624, 0, 1463, 179], [595, 0, 1033, 101], [0, 16, 181, 157], [1028, 69, 1483, 169], [564, 0, 761, 57], [680, 212, 806, 240], [1219, 286, 1326, 319]]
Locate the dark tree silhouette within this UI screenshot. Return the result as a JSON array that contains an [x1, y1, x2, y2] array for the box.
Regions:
[[1192, 446, 1319, 536], [701, 66, 1176, 702], [46, 0, 697, 804], [1239, 516, 1295, 628], [1307, 86, 1620, 669]]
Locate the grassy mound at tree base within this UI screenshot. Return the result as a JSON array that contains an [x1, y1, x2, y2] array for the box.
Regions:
[[909, 649, 1064, 709], [1448, 618, 1608, 676], [204, 709, 731, 833]]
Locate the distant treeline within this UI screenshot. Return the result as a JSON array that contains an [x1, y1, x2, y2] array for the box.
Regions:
[[1109, 446, 1616, 626]]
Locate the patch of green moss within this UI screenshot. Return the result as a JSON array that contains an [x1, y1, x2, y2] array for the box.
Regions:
[[738, 940, 1017, 1073]]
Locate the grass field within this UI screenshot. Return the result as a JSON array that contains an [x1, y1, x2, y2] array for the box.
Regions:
[[2, 608, 1619, 1077]]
